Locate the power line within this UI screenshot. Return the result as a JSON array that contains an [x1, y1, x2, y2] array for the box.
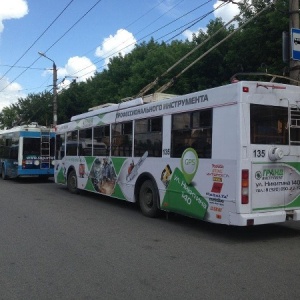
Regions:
[[67, 0, 216, 80], [0, 0, 104, 94], [137, 1, 229, 96], [0, 64, 46, 71], [0, 0, 229, 97], [68, 0, 187, 77], [2, 0, 211, 95], [163, 3, 227, 43], [132, 0, 187, 39], [41, 1, 231, 95], [0, 0, 75, 83], [156, 0, 277, 93], [125, 0, 169, 31], [41, 0, 104, 56], [80, 0, 174, 58]]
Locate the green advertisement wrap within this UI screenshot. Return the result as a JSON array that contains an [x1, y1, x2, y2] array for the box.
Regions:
[[252, 162, 300, 210], [162, 167, 208, 219], [56, 167, 66, 184], [82, 156, 127, 200], [55, 148, 210, 219]]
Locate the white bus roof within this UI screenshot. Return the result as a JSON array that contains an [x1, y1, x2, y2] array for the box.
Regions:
[[56, 81, 300, 133], [0, 123, 54, 134]]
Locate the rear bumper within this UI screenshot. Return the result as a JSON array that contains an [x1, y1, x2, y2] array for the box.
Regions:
[[229, 209, 300, 226], [18, 168, 54, 176]]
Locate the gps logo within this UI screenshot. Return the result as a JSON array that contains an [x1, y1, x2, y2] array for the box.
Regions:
[[181, 148, 199, 184], [185, 159, 196, 165]]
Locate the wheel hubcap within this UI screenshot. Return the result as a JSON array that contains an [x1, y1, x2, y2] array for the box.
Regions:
[[145, 189, 153, 207]]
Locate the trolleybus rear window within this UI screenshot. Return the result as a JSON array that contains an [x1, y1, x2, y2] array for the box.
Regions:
[[250, 104, 288, 145]]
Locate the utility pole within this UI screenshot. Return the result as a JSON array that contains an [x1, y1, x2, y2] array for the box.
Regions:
[[52, 62, 58, 126], [290, 0, 300, 84], [38, 52, 58, 126]]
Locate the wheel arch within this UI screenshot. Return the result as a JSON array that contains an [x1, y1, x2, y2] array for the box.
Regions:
[[67, 165, 76, 178], [134, 172, 160, 209], [66, 165, 79, 194]]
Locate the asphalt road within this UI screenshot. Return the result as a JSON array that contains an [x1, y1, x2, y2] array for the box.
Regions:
[[0, 177, 300, 300]]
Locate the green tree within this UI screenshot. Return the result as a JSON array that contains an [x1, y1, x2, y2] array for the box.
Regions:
[[0, 91, 52, 128]]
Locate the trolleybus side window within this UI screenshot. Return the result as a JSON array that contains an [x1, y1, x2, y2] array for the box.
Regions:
[[56, 134, 65, 159], [10, 134, 19, 159], [112, 121, 132, 157], [79, 128, 92, 156], [134, 117, 162, 157], [0, 135, 4, 158], [171, 109, 212, 158], [0, 135, 9, 158], [66, 130, 79, 156], [93, 125, 110, 156], [250, 104, 289, 145]]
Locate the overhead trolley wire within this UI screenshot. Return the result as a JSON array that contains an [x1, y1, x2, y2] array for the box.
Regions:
[[68, 0, 215, 82], [155, 0, 277, 93], [0, 0, 104, 94], [136, 0, 228, 97], [79, 0, 173, 58], [160, 5, 224, 44], [0, 0, 75, 84], [64, 0, 205, 80], [125, 0, 169, 31], [54, 0, 184, 90], [41, 0, 104, 56], [133, 0, 192, 39]]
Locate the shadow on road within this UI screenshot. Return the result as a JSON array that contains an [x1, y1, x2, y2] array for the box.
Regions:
[[8, 178, 300, 242], [7, 177, 54, 184], [163, 213, 300, 242]]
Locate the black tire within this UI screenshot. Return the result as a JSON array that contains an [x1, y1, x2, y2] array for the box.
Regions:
[[139, 179, 160, 218], [1, 165, 7, 180], [67, 169, 79, 194]]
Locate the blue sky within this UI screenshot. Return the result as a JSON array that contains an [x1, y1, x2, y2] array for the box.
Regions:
[[0, 0, 239, 111]]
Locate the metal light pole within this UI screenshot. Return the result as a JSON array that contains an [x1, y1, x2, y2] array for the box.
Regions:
[[38, 52, 58, 126]]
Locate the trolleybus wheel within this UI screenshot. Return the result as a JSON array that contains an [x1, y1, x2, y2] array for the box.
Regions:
[[67, 169, 79, 194], [139, 179, 160, 217]]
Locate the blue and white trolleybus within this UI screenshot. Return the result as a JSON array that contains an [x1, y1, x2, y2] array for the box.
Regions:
[[0, 123, 55, 179]]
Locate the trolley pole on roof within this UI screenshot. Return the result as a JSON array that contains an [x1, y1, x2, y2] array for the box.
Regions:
[[38, 52, 58, 126], [289, 0, 300, 85]]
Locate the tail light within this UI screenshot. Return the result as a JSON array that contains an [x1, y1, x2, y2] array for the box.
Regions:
[[241, 169, 249, 204]]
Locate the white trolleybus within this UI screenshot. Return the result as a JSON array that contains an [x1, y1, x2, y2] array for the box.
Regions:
[[0, 123, 55, 179], [54, 81, 300, 226]]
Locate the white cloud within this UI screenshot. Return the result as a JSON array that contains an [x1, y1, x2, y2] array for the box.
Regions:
[[0, 0, 28, 33], [0, 77, 24, 111], [181, 1, 241, 41], [95, 29, 137, 66], [62, 56, 97, 81], [42, 56, 97, 91], [182, 28, 207, 41], [182, 29, 194, 41], [213, 0, 241, 24]]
